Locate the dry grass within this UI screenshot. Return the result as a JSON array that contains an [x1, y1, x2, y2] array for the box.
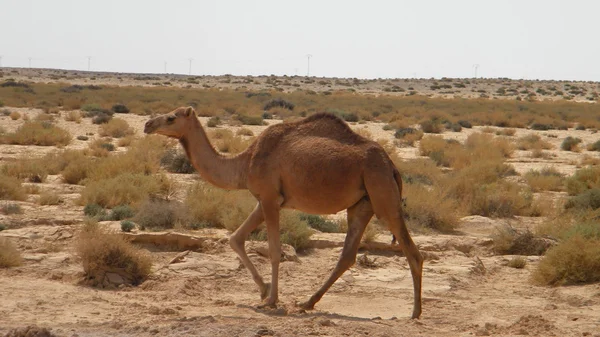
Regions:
[[9, 111, 21, 120], [38, 191, 61, 205], [99, 118, 134, 138], [516, 134, 553, 151], [492, 226, 551, 255], [403, 183, 459, 232], [532, 235, 600, 286], [0, 174, 26, 200], [209, 129, 254, 154], [524, 167, 564, 192], [64, 110, 82, 123], [80, 173, 172, 208], [133, 199, 188, 230], [395, 158, 442, 185], [185, 182, 255, 231], [76, 220, 152, 287], [1, 158, 49, 182], [1, 121, 71, 146], [236, 127, 254, 136], [0, 238, 22, 268], [565, 166, 600, 195]]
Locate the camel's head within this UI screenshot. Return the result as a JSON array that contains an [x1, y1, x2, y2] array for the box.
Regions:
[[144, 106, 197, 138]]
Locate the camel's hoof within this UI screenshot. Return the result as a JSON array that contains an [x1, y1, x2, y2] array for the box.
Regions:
[[257, 299, 277, 309], [297, 301, 315, 311], [260, 283, 271, 300]]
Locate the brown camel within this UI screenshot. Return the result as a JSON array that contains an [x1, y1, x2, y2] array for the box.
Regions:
[[144, 106, 424, 319]]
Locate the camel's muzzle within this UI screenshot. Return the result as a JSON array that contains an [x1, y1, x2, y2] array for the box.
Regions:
[[144, 120, 156, 134]]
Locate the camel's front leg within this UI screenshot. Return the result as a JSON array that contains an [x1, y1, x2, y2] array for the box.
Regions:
[[259, 199, 281, 308], [229, 202, 270, 299]]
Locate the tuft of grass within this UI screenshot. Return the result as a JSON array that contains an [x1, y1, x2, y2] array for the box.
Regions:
[[0, 238, 22, 268], [76, 220, 152, 287], [532, 235, 600, 286], [561, 136, 582, 151], [99, 118, 134, 138], [65, 110, 82, 123], [38, 191, 61, 205], [0, 175, 26, 200], [507, 256, 527, 269], [2, 121, 71, 146]]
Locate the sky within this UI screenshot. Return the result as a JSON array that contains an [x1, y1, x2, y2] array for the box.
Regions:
[[1, 0, 599, 81]]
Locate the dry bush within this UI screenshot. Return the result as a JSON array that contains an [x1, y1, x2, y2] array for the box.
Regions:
[[86, 136, 169, 181], [209, 129, 254, 154], [64, 110, 82, 123], [564, 188, 600, 210], [419, 120, 442, 133], [99, 118, 134, 138], [0, 174, 26, 200], [524, 167, 564, 192], [580, 154, 600, 166], [85, 139, 114, 157], [403, 183, 459, 232], [532, 235, 600, 286], [9, 111, 21, 120], [185, 182, 256, 231], [0, 238, 22, 268], [236, 127, 254, 136], [1, 158, 49, 182], [134, 199, 188, 230], [76, 220, 152, 287], [394, 128, 423, 146], [396, 158, 442, 185], [496, 128, 516, 136], [565, 166, 600, 195], [481, 126, 496, 134], [468, 182, 533, 218], [117, 135, 134, 147], [249, 210, 313, 251], [353, 127, 373, 140], [464, 133, 514, 159], [2, 121, 71, 146], [516, 134, 553, 151], [492, 226, 551, 255], [361, 222, 380, 243], [160, 148, 194, 173], [80, 173, 172, 208], [55, 151, 93, 184], [38, 191, 61, 205]]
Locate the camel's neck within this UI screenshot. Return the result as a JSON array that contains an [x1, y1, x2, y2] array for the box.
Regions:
[[179, 119, 250, 190]]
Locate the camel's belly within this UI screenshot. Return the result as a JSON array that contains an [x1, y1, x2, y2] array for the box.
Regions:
[[280, 178, 366, 214]]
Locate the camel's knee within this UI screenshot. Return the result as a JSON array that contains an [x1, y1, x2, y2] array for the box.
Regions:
[[229, 233, 245, 253], [338, 252, 357, 271]]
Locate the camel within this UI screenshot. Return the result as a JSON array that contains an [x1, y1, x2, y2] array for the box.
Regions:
[[144, 106, 424, 319]]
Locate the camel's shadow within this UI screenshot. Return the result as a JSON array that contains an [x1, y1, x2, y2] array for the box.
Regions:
[[236, 304, 400, 324]]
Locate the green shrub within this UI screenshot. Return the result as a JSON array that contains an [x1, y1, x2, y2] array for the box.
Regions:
[[121, 220, 135, 232], [564, 188, 600, 210], [206, 116, 221, 128], [299, 213, 340, 233], [133, 199, 187, 230], [561, 136, 582, 151], [0, 224, 6, 231], [112, 104, 130, 113], [109, 205, 135, 221], [532, 236, 600, 285], [563, 222, 600, 240], [1, 203, 23, 214], [84, 203, 107, 218], [458, 120, 473, 128], [3, 122, 71, 146], [160, 148, 195, 173], [236, 114, 263, 125]]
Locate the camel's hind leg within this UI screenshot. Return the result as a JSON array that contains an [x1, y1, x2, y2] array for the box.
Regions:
[[229, 202, 270, 299], [365, 169, 423, 319], [299, 197, 373, 310]]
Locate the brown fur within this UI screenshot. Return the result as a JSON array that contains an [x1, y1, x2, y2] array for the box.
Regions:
[[144, 107, 424, 318]]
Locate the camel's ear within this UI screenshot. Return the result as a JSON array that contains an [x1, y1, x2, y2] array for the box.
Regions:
[[184, 106, 196, 117]]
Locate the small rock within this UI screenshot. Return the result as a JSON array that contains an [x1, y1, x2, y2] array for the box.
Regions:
[[319, 319, 336, 327], [105, 272, 125, 285], [544, 304, 557, 310]]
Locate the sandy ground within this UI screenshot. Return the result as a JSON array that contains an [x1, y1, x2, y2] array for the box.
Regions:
[[1, 71, 600, 336]]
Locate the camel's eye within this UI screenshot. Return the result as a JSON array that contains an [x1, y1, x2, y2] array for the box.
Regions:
[[167, 116, 176, 123]]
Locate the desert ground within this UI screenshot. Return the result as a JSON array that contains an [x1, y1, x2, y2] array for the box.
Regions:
[[0, 69, 599, 337]]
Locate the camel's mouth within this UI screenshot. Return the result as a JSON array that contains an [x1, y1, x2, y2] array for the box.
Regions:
[[144, 120, 157, 134]]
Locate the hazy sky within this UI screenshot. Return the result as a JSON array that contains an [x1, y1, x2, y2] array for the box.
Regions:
[[2, 0, 599, 80]]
